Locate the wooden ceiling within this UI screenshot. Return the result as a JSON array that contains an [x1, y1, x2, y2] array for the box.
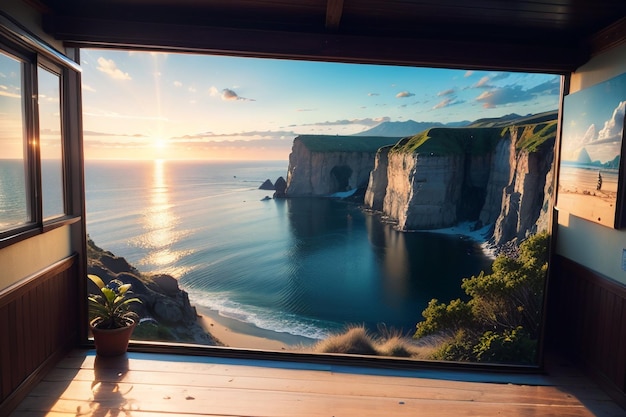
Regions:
[[31, 0, 626, 73]]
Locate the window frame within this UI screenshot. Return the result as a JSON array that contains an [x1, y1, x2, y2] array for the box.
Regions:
[[0, 21, 81, 249]]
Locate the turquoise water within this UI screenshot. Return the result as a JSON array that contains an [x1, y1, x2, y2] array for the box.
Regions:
[[84, 159, 492, 340]]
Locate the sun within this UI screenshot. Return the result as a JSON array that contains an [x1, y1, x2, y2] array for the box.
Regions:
[[154, 137, 167, 149]]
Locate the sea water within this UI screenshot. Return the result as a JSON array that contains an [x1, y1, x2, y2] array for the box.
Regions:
[[83, 159, 492, 340]]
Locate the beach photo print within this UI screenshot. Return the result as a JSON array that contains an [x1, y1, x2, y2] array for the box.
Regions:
[[558, 72, 626, 228]]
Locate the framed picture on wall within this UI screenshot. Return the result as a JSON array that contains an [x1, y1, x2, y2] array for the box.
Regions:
[[558, 72, 626, 229]]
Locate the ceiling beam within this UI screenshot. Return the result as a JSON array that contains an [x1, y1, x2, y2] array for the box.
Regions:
[[44, 15, 585, 73], [325, 0, 344, 32]]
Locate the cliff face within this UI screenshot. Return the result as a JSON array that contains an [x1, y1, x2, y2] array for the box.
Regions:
[[286, 135, 400, 196], [383, 152, 464, 229], [365, 122, 556, 242], [364, 145, 392, 211], [489, 124, 555, 245]]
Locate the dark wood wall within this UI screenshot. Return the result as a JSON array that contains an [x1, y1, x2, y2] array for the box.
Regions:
[[547, 254, 626, 408], [0, 255, 78, 415]]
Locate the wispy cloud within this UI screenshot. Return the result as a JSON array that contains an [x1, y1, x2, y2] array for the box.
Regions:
[[84, 110, 168, 121], [173, 81, 183, 87], [368, 92, 379, 96], [82, 84, 96, 92], [396, 91, 415, 98], [0, 90, 20, 99], [221, 88, 255, 101], [464, 71, 474, 78], [96, 57, 132, 80], [437, 88, 455, 96], [474, 77, 559, 109]]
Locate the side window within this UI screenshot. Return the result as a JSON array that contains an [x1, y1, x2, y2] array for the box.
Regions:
[[0, 50, 29, 232], [38, 65, 65, 220]]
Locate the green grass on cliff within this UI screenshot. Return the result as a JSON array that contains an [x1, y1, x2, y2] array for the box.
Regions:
[[510, 121, 557, 152], [390, 128, 502, 156], [297, 135, 401, 153]]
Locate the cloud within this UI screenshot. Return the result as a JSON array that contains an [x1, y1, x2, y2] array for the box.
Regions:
[[437, 88, 455, 97], [0, 90, 21, 99], [368, 92, 379, 96], [596, 101, 625, 144], [293, 117, 389, 128], [209, 86, 219, 96], [96, 57, 132, 80], [83, 130, 148, 138], [433, 98, 453, 109], [526, 78, 560, 96], [296, 108, 317, 112], [396, 91, 415, 98], [82, 84, 96, 92], [473, 73, 511, 89], [174, 81, 182, 87], [474, 76, 491, 88], [474, 79, 558, 109], [221, 88, 255, 101], [83, 110, 168, 122], [188, 87, 197, 93], [433, 98, 465, 110], [464, 71, 474, 78]]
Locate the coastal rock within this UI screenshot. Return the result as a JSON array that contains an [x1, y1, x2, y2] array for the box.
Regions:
[[259, 179, 274, 190], [286, 135, 400, 197], [364, 145, 392, 211], [490, 124, 555, 245], [273, 176, 287, 198], [365, 120, 556, 243], [378, 128, 500, 230], [86, 237, 220, 345]]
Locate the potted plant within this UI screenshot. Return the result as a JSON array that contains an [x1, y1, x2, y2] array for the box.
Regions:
[[88, 274, 142, 356]]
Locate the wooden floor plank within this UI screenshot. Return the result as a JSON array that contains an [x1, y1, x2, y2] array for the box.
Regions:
[[36, 368, 582, 408], [10, 350, 625, 417]]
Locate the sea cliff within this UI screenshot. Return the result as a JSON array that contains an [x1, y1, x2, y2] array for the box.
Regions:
[[364, 120, 556, 246], [285, 114, 556, 249], [286, 135, 400, 196]]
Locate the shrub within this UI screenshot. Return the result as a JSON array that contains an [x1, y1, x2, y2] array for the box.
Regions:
[[414, 232, 549, 364]]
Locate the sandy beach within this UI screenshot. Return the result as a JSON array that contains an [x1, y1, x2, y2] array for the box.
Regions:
[[195, 305, 318, 351]]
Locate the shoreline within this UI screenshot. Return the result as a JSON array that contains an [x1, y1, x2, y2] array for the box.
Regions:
[[195, 305, 318, 351]]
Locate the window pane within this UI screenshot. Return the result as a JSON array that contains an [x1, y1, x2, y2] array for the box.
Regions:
[[0, 51, 28, 231], [38, 66, 64, 219]]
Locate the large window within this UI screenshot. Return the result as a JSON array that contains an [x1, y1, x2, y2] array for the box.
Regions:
[[83, 49, 559, 367]]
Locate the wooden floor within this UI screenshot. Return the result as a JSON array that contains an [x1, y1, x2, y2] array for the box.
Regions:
[[10, 349, 626, 416]]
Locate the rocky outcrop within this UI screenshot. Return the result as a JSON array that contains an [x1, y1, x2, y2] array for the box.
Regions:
[[489, 124, 556, 246], [364, 145, 392, 211], [365, 121, 556, 242], [286, 135, 400, 196], [87, 237, 221, 345], [274, 176, 287, 198], [259, 179, 274, 190], [368, 128, 501, 230]]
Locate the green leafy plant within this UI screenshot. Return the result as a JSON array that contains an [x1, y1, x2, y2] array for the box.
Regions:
[[88, 274, 142, 329]]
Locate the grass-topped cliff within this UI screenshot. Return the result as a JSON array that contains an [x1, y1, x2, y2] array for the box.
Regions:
[[389, 118, 557, 156], [390, 127, 503, 155], [296, 135, 400, 153], [508, 120, 558, 152]]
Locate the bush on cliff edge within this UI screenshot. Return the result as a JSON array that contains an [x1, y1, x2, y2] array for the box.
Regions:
[[414, 231, 549, 365]]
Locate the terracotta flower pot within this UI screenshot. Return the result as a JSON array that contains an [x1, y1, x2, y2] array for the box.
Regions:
[[90, 320, 137, 357]]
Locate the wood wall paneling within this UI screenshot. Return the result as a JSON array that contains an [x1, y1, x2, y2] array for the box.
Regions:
[[547, 255, 626, 407], [0, 255, 78, 415]]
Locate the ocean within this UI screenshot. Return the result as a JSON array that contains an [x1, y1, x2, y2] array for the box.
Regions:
[[83, 159, 492, 341]]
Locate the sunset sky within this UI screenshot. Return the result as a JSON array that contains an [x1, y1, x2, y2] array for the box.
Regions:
[[1, 49, 562, 161]]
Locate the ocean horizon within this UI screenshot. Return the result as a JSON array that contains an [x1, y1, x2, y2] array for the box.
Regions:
[[83, 159, 493, 342]]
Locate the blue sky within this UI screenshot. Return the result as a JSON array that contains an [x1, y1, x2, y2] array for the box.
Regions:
[[76, 49, 561, 160]]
